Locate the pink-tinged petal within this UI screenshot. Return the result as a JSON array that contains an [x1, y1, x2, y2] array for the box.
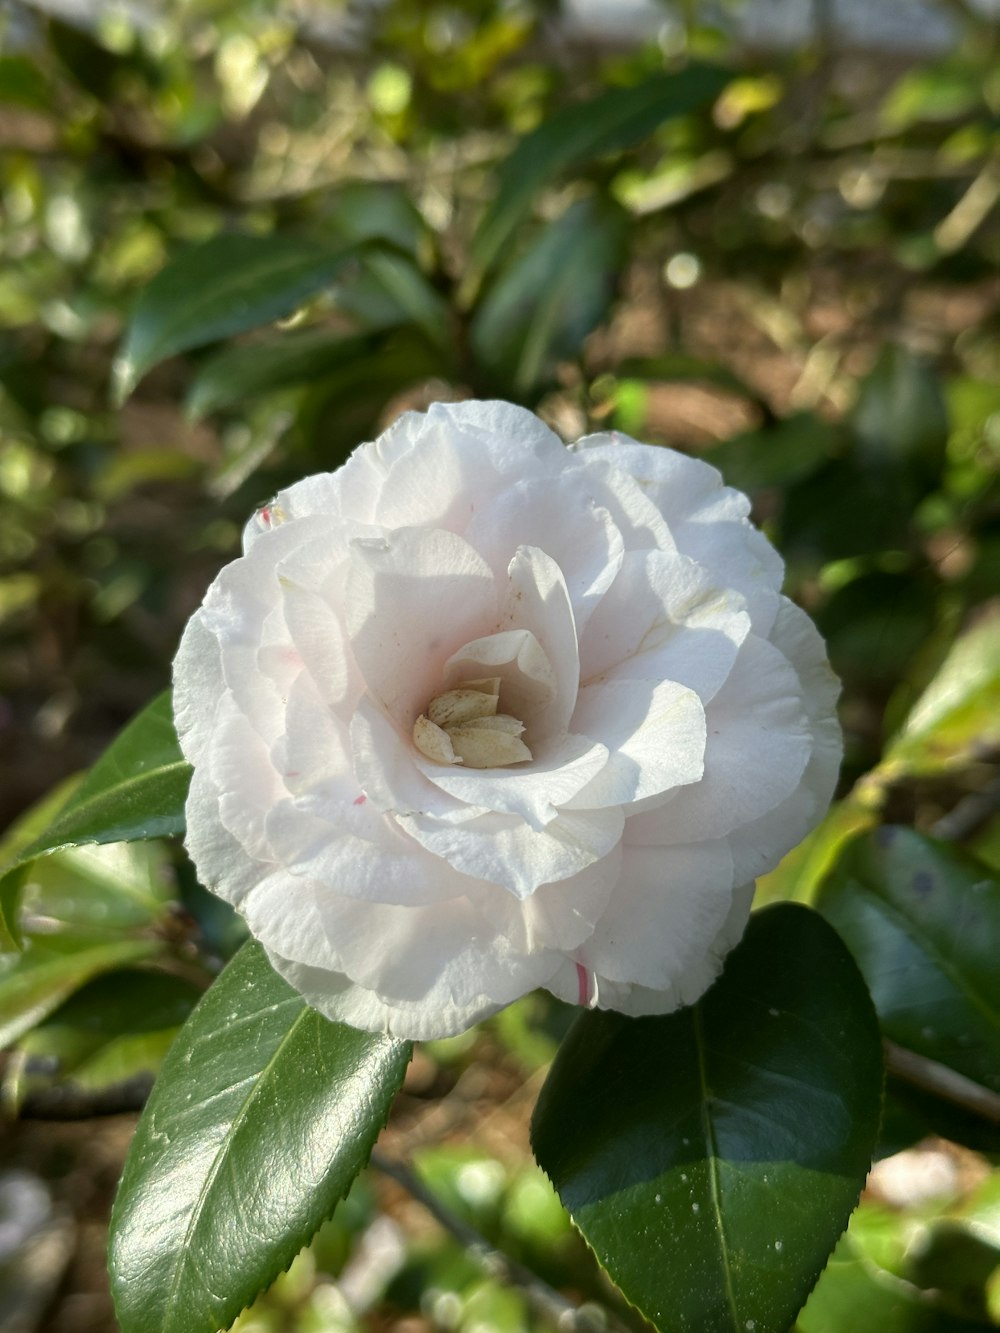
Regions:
[[173, 612, 224, 767], [566, 678, 705, 809], [568, 451, 676, 552], [574, 839, 734, 991], [628, 634, 811, 846], [579, 549, 749, 700], [397, 806, 623, 899], [264, 950, 509, 1041], [466, 471, 624, 633], [506, 842, 623, 952], [679, 519, 784, 634], [208, 702, 285, 859], [351, 695, 474, 820], [418, 731, 609, 830], [183, 764, 268, 907], [279, 672, 355, 803], [346, 526, 498, 728], [498, 545, 580, 742], [444, 629, 556, 733], [728, 600, 842, 880]]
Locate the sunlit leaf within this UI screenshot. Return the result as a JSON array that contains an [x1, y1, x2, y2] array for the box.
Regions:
[[109, 940, 411, 1333], [532, 904, 882, 1333], [471, 65, 729, 277], [882, 614, 1000, 777]]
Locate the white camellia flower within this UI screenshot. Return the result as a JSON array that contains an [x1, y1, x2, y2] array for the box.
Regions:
[[174, 401, 841, 1040]]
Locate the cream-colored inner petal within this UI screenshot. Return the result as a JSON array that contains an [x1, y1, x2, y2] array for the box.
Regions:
[[413, 676, 533, 769]]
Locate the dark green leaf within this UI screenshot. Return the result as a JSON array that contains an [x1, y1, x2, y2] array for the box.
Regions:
[[337, 251, 453, 349], [614, 353, 761, 404], [327, 181, 427, 255], [708, 412, 838, 492], [531, 904, 882, 1333], [114, 234, 364, 402], [817, 827, 1000, 1095], [471, 197, 627, 394], [471, 65, 729, 275], [0, 935, 164, 1050], [4, 970, 200, 1115], [0, 693, 190, 902], [0, 55, 50, 110], [109, 940, 411, 1333], [852, 346, 949, 480], [186, 330, 377, 419]]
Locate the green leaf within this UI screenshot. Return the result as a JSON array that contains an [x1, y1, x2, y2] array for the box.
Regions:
[[471, 64, 730, 276], [108, 940, 411, 1333], [816, 827, 1000, 1096], [799, 1202, 996, 1332], [531, 903, 882, 1333], [882, 614, 1000, 778], [186, 329, 377, 419], [337, 251, 453, 349], [852, 346, 949, 480], [0, 692, 190, 904], [708, 412, 838, 493], [0, 55, 50, 110], [114, 233, 364, 403], [614, 353, 761, 405], [4, 970, 200, 1115], [0, 935, 163, 1050], [471, 197, 627, 394], [0, 776, 82, 951]]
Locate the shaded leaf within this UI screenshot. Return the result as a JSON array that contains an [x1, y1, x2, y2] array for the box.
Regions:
[[531, 904, 882, 1333], [114, 234, 363, 402], [187, 330, 377, 419], [852, 346, 949, 481], [471, 64, 729, 276], [0, 935, 163, 1051], [109, 940, 411, 1333], [471, 197, 627, 394], [4, 970, 200, 1115], [816, 827, 1000, 1096], [708, 412, 838, 493]]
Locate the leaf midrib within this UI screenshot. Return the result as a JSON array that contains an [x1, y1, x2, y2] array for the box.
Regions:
[[693, 1004, 741, 1331], [162, 990, 307, 1331]]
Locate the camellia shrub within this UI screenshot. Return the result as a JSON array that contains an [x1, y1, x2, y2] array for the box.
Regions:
[[1, 9, 998, 1333]]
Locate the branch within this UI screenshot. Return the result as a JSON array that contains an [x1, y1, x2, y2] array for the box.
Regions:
[[370, 1149, 622, 1333], [884, 1041, 1000, 1124]]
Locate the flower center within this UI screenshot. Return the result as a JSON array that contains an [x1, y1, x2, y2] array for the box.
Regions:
[[412, 676, 532, 769]]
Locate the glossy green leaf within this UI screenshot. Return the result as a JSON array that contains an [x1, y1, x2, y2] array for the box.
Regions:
[[799, 1203, 996, 1332], [0, 935, 163, 1050], [109, 940, 412, 1333], [25, 839, 177, 934], [0, 777, 82, 951], [4, 970, 200, 1115], [816, 827, 1000, 1095], [114, 233, 363, 402], [0, 693, 190, 909], [531, 904, 883, 1333], [186, 329, 377, 419], [471, 198, 627, 393], [471, 64, 729, 276], [882, 615, 1000, 777]]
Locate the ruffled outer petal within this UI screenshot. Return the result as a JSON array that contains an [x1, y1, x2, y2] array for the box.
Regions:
[[176, 400, 841, 1042]]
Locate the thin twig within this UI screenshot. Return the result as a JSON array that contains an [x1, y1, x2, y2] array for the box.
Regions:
[[884, 1040, 1000, 1124], [370, 1149, 621, 1333]]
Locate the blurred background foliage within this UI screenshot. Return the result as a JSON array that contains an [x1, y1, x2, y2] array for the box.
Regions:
[[0, 0, 998, 1328]]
